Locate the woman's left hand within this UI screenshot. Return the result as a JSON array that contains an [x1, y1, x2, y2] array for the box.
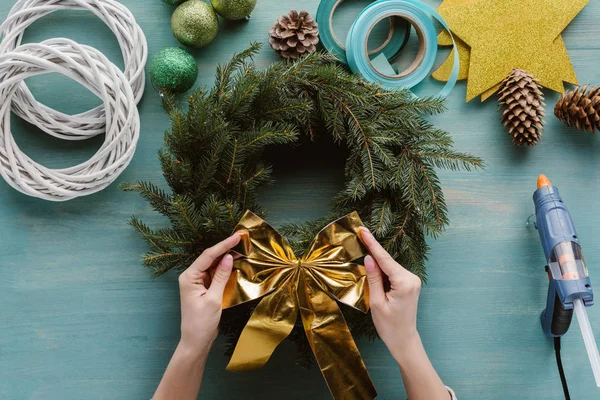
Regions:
[[154, 233, 241, 400], [178, 233, 241, 354]]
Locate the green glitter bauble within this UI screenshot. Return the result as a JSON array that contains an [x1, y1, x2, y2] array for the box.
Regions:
[[210, 0, 256, 20], [161, 0, 186, 6], [171, 0, 219, 48], [150, 47, 198, 93]]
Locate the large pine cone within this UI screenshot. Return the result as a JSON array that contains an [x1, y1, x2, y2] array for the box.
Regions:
[[269, 10, 319, 59], [498, 68, 546, 146], [554, 85, 600, 132]]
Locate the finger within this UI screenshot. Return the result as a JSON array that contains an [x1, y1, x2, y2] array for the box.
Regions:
[[207, 254, 234, 298], [364, 255, 385, 305], [359, 227, 408, 278], [189, 233, 241, 273]]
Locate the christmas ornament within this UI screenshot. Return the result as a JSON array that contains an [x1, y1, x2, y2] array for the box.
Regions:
[[211, 0, 256, 20], [498, 68, 545, 146], [171, 0, 219, 48], [124, 44, 482, 369], [269, 10, 319, 59], [555, 86, 600, 133], [0, 39, 140, 201], [438, 0, 588, 101], [224, 211, 376, 400], [0, 0, 147, 139], [162, 0, 186, 5], [150, 47, 198, 93]]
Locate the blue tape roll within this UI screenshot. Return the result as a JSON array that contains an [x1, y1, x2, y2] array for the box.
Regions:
[[345, 0, 459, 97], [316, 0, 410, 65]]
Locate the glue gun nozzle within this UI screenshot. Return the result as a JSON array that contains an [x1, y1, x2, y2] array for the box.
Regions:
[[537, 174, 552, 188]]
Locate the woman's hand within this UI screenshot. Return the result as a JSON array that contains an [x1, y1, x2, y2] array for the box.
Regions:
[[360, 227, 451, 400], [359, 227, 422, 359], [178, 233, 241, 354], [153, 233, 241, 400]]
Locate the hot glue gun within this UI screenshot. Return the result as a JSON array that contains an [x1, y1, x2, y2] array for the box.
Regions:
[[533, 174, 600, 394]]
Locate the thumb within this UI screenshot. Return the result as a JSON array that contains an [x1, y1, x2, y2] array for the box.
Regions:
[[365, 255, 385, 305], [208, 254, 234, 299]]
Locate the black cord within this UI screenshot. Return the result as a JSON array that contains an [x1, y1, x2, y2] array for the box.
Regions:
[[554, 337, 571, 400]]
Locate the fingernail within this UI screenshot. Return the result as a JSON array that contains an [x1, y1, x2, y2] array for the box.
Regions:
[[222, 254, 233, 270], [359, 227, 371, 238], [364, 255, 375, 271]]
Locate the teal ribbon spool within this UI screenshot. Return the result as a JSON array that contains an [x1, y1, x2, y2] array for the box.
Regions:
[[316, 0, 410, 65], [345, 0, 459, 97]]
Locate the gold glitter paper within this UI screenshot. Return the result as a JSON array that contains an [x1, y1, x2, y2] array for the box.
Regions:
[[432, 38, 470, 81], [432, 0, 501, 101], [223, 211, 376, 400], [438, 0, 588, 101], [434, 35, 578, 101], [432, 0, 473, 81], [481, 84, 501, 102]]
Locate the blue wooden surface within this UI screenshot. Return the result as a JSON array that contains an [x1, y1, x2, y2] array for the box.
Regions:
[[1, 0, 600, 399]]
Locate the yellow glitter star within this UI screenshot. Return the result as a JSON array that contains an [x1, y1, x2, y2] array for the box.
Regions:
[[434, 33, 577, 102], [432, 0, 473, 82], [438, 0, 587, 101], [432, 0, 507, 100]]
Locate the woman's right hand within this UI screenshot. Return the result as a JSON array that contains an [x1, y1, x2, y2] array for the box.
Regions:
[[360, 227, 451, 400], [360, 227, 422, 360]]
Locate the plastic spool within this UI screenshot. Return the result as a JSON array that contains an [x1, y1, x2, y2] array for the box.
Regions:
[[0, 39, 140, 201], [0, 0, 147, 140], [316, 0, 410, 64], [345, 0, 459, 97]]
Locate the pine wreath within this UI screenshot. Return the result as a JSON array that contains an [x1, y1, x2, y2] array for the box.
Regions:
[[123, 43, 483, 367]]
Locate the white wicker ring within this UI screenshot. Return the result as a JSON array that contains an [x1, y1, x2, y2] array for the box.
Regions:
[[0, 0, 147, 140], [0, 39, 140, 201]]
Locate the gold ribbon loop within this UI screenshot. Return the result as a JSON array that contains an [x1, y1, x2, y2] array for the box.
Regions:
[[223, 210, 377, 400]]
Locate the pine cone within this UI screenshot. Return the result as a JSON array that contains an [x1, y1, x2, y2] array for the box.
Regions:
[[498, 68, 546, 146], [554, 85, 600, 132], [269, 10, 319, 59]]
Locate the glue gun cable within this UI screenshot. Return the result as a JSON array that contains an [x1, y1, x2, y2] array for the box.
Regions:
[[554, 337, 571, 400]]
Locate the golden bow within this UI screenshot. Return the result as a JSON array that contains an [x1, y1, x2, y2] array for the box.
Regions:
[[223, 210, 377, 400]]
